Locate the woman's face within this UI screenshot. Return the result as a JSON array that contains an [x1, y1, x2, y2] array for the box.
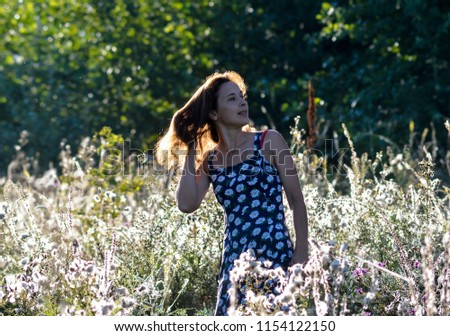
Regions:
[[212, 81, 249, 127]]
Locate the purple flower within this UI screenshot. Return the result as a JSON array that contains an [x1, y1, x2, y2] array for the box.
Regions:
[[409, 308, 416, 315], [352, 267, 368, 277], [413, 260, 420, 269], [377, 262, 385, 268], [356, 288, 364, 295], [363, 311, 372, 316]]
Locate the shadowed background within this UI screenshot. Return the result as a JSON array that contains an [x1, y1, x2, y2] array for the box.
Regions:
[[1, 0, 449, 178]]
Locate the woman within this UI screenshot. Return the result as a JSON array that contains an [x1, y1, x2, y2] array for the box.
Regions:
[[155, 71, 308, 315]]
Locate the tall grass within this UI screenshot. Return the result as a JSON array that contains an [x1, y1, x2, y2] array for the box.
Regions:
[[0, 120, 449, 315]]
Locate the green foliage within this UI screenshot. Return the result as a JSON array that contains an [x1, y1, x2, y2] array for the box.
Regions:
[[313, 0, 449, 154], [0, 0, 215, 172], [1, 0, 449, 177]]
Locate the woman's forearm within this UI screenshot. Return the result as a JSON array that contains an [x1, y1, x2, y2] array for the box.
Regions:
[[176, 143, 199, 212], [292, 197, 309, 262]]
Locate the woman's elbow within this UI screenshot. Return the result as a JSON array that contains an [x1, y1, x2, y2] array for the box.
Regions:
[[176, 201, 198, 213]]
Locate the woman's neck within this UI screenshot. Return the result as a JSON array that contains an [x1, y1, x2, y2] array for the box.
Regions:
[[216, 129, 249, 153]]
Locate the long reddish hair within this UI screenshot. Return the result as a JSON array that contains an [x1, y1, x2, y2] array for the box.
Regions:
[[155, 71, 248, 170]]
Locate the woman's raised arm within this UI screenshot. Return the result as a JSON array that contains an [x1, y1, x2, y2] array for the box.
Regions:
[[175, 142, 211, 213]]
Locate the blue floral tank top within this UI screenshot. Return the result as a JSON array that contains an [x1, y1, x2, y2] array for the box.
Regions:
[[208, 131, 294, 315]]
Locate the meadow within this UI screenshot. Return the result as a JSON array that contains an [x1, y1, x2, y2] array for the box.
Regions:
[[0, 119, 449, 316]]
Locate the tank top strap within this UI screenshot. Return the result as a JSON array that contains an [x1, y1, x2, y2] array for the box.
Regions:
[[253, 132, 262, 156], [253, 130, 269, 154]]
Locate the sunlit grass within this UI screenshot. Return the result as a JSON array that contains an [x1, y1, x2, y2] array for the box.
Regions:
[[0, 120, 449, 315]]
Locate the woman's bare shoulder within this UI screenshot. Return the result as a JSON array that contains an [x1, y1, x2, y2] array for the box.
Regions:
[[264, 129, 286, 144]]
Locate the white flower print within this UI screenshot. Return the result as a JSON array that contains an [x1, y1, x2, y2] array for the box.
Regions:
[[257, 245, 267, 254], [211, 175, 217, 182], [277, 185, 282, 192], [277, 213, 283, 220], [218, 175, 225, 182], [276, 223, 284, 230], [256, 217, 265, 225], [243, 222, 251, 231], [265, 166, 275, 174], [224, 200, 230, 207], [262, 232, 271, 240], [252, 228, 261, 236], [214, 185, 222, 193], [238, 175, 246, 182], [287, 240, 292, 248], [240, 237, 247, 245], [267, 175, 274, 182], [250, 189, 260, 198], [267, 218, 273, 225], [235, 217, 242, 226], [276, 242, 285, 250], [237, 194, 246, 203], [248, 240, 257, 249], [225, 189, 234, 196], [232, 205, 240, 213], [241, 206, 249, 213], [248, 177, 258, 185], [233, 241, 238, 249], [228, 214, 235, 222], [232, 229, 238, 237], [268, 225, 274, 233], [229, 177, 237, 187], [276, 195, 282, 203], [267, 204, 276, 212], [227, 172, 237, 178], [249, 210, 259, 219], [241, 163, 250, 170], [251, 167, 260, 174], [275, 231, 284, 240], [278, 204, 284, 210], [251, 200, 260, 208], [236, 184, 245, 192]]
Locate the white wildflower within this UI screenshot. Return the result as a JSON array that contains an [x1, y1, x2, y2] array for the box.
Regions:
[[114, 287, 128, 297], [121, 297, 135, 309], [91, 298, 115, 316]]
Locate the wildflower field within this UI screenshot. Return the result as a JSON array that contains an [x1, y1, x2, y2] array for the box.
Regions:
[[0, 120, 449, 316]]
